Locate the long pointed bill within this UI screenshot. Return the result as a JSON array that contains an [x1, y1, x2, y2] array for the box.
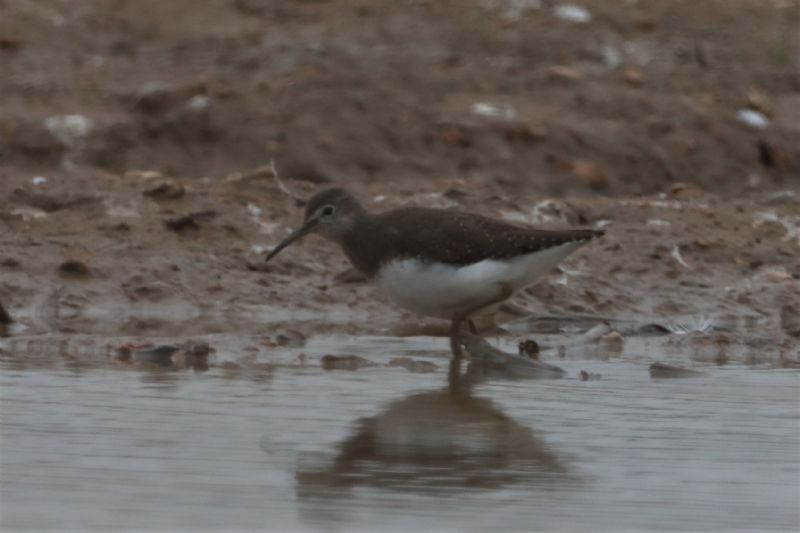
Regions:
[[265, 217, 318, 263]]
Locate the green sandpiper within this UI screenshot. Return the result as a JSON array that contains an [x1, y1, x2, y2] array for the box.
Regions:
[[266, 188, 604, 358]]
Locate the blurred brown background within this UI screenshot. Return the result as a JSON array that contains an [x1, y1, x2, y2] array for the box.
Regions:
[[0, 1, 798, 343], [1, 0, 798, 195]]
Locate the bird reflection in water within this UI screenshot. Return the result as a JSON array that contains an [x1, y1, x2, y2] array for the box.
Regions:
[[295, 358, 570, 505]]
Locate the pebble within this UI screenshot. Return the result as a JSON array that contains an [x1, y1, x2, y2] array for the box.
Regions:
[[388, 357, 438, 373], [518, 339, 540, 359], [44, 114, 92, 146], [578, 370, 601, 381], [164, 210, 218, 232], [547, 65, 582, 82], [143, 179, 185, 200], [117, 342, 211, 370], [649, 362, 706, 379], [275, 329, 306, 348], [622, 68, 645, 86], [601, 331, 624, 353], [571, 160, 608, 190], [470, 102, 516, 120], [0, 301, 11, 325], [320, 354, 375, 371], [780, 304, 800, 338], [529, 199, 579, 225], [554, 4, 591, 23], [736, 109, 769, 130], [58, 259, 91, 278]]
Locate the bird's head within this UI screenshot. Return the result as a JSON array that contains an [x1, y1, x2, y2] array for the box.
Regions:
[[265, 188, 365, 262]]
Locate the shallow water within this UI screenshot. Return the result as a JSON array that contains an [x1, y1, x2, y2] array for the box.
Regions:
[[1, 336, 798, 532]]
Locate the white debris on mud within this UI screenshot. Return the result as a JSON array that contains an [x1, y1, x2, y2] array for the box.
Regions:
[[736, 109, 770, 129], [44, 114, 92, 145], [554, 4, 592, 23]]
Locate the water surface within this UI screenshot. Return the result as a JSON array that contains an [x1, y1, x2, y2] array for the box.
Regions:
[[1, 336, 798, 531]]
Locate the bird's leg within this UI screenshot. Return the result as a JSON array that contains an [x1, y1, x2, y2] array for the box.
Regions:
[[449, 318, 465, 359], [448, 356, 464, 394], [448, 318, 467, 393], [449, 282, 514, 359]]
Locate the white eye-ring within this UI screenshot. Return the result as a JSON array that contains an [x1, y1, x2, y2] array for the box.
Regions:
[[321, 205, 335, 217]]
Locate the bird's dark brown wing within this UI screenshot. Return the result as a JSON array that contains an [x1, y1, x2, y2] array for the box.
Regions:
[[375, 207, 603, 267]]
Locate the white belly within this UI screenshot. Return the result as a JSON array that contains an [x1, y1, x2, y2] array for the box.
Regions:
[[375, 242, 584, 320]]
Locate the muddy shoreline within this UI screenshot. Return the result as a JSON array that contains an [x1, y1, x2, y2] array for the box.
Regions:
[[1, 0, 799, 364], [2, 178, 798, 367]]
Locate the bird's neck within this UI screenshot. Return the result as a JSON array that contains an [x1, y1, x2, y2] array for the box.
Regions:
[[336, 213, 386, 279]]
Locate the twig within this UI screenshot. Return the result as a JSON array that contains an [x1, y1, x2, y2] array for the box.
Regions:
[[670, 244, 693, 270], [270, 160, 306, 207]]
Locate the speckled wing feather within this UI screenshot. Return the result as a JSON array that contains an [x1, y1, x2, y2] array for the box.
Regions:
[[376, 207, 603, 267]]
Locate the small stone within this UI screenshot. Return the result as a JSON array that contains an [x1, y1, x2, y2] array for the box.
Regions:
[[471, 102, 515, 119], [622, 67, 644, 86], [186, 94, 210, 111], [11, 189, 98, 213], [764, 268, 792, 283], [164, 210, 218, 232], [133, 345, 179, 367], [132, 81, 206, 113], [554, 4, 591, 23], [646, 218, 671, 228], [0, 301, 12, 325], [275, 329, 306, 348], [737, 109, 769, 130], [572, 160, 607, 190], [143, 179, 185, 200], [518, 339, 540, 359], [578, 370, 602, 381], [0, 36, 24, 51], [601, 331, 624, 353], [780, 304, 800, 338], [670, 182, 705, 199], [547, 65, 582, 82], [529, 199, 579, 225], [44, 115, 92, 146], [649, 362, 706, 379], [1, 258, 20, 268], [321, 354, 375, 371], [388, 357, 438, 373], [58, 259, 91, 278]]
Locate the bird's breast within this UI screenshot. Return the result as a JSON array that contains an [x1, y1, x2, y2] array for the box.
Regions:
[[375, 243, 584, 320]]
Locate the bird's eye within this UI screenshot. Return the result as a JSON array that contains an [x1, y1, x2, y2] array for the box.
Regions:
[[321, 205, 335, 217]]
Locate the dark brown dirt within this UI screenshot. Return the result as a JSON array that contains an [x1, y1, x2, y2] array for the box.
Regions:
[[0, 0, 798, 361]]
